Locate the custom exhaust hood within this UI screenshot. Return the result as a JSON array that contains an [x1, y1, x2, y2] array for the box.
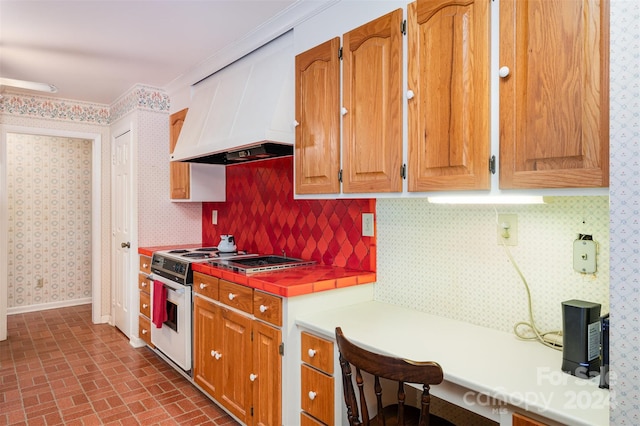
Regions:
[[171, 32, 294, 165]]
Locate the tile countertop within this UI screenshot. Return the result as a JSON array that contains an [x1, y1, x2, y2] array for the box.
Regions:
[[137, 246, 376, 298], [138, 244, 202, 257], [192, 262, 376, 298]]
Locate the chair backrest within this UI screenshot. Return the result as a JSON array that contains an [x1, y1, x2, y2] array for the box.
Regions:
[[335, 327, 444, 426]]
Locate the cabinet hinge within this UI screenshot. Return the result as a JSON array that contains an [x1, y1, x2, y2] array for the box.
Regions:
[[251, 406, 254, 416], [401, 164, 407, 180], [338, 169, 343, 183], [489, 155, 496, 175], [279, 342, 285, 356], [251, 330, 254, 342], [338, 47, 343, 60], [401, 20, 407, 35]]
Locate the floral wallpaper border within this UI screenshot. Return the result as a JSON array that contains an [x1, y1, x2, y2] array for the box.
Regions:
[[0, 84, 170, 125]]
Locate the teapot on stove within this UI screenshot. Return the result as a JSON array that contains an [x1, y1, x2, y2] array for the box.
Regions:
[[217, 235, 237, 253]]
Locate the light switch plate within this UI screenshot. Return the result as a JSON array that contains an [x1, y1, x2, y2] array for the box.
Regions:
[[362, 213, 374, 237], [573, 239, 597, 273]]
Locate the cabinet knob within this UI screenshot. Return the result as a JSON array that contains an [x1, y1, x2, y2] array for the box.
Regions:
[[142, 263, 148, 268], [211, 350, 222, 360], [308, 348, 317, 358], [499, 66, 511, 78], [142, 303, 148, 309], [142, 282, 147, 287], [228, 293, 235, 301], [199, 283, 207, 290], [406, 89, 415, 100], [308, 391, 317, 400], [341, 107, 348, 116], [259, 304, 268, 313], [293, 120, 300, 127], [249, 373, 258, 382], [142, 329, 148, 335]]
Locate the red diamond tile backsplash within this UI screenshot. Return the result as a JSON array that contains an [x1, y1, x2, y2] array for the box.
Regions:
[[202, 157, 376, 271]]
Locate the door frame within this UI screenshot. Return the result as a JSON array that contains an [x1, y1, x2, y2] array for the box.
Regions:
[[0, 125, 103, 340]]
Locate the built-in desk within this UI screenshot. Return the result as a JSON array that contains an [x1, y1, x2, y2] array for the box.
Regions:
[[296, 301, 609, 426]]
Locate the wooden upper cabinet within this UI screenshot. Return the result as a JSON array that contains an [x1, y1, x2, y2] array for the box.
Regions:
[[407, 0, 490, 192], [295, 38, 341, 194], [169, 108, 190, 199], [499, 0, 610, 189], [342, 9, 403, 193]]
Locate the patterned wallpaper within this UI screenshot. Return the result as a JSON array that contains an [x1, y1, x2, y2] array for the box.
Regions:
[[376, 196, 610, 333], [6, 134, 93, 308], [609, 0, 640, 423]]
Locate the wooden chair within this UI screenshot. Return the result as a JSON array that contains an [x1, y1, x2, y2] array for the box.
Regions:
[[336, 327, 455, 426]]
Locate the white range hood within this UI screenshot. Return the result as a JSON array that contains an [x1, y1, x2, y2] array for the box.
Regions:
[[171, 32, 295, 164]]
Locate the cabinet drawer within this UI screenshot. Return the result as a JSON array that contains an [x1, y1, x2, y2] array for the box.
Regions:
[[301, 332, 334, 374], [138, 315, 152, 346], [253, 291, 282, 327], [219, 279, 253, 314], [139, 291, 151, 318], [139, 255, 151, 274], [301, 411, 327, 426], [138, 274, 152, 292], [193, 272, 219, 300], [301, 364, 334, 425]]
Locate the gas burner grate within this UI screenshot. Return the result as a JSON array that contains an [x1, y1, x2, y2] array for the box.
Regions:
[[169, 249, 190, 254], [195, 247, 219, 251]]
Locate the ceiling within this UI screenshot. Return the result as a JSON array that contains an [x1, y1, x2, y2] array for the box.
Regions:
[[0, 0, 311, 105]]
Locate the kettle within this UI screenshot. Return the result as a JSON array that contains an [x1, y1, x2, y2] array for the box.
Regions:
[[217, 235, 237, 253]]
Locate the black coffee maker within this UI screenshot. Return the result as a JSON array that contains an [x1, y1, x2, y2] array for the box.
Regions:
[[600, 313, 609, 389], [561, 300, 601, 378]]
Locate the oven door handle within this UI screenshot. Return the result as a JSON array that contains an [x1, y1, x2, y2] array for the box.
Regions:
[[151, 274, 186, 293]]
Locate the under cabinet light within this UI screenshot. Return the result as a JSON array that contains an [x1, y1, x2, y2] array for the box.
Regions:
[[427, 195, 546, 205], [0, 77, 58, 93]]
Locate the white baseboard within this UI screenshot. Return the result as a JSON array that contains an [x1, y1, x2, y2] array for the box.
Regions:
[[7, 298, 92, 315]]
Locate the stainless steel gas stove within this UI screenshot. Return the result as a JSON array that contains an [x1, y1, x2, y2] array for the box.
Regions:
[[149, 246, 255, 373]]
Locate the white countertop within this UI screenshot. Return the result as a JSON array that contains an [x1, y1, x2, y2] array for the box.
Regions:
[[296, 300, 609, 426]]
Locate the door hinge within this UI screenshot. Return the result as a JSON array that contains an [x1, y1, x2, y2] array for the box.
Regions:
[[489, 155, 496, 175], [338, 47, 343, 60], [338, 169, 343, 183], [279, 342, 285, 356], [401, 20, 407, 35], [401, 164, 407, 180]]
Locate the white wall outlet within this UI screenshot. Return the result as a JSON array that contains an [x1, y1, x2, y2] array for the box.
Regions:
[[362, 213, 375, 237], [212, 210, 218, 225], [497, 214, 518, 246], [574, 238, 597, 273]]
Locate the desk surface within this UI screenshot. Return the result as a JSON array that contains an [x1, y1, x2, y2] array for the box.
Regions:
[[296, 300, 609, 426]]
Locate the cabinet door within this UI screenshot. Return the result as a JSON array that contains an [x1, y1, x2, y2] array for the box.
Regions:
[[193, 296, 221, 398], [407, 0, 490, 191], [513, 412, 548, 426], [342, 9, 403, 193], [219, 307, 253, 424], [169, 108, 191, 199], [295, 38, 341, 194], [251, 321, 282, 426], [499, 0, 609, 189]]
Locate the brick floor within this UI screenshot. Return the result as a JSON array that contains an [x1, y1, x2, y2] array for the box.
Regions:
[[0, 304, 240, 425]]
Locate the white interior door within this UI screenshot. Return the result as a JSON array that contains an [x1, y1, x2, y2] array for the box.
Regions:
[[113, 130, 132, 336]]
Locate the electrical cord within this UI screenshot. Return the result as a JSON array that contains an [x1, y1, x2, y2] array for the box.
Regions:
[[495, 209, 563, 351]]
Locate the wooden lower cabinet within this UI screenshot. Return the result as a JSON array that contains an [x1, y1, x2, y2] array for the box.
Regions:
[[193, 288, 282, 426], [301, 364, 334, 425], [138, 256, 153, 347], [512, 412, 548, 426], [193, 296, 220, 398]]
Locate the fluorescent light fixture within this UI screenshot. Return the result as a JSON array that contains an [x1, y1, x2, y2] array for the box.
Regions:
[[0, 77, 58, 93], [427, 195, 546, 205]]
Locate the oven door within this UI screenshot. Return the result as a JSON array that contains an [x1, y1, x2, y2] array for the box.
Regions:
[[150, 274, 192, 372]]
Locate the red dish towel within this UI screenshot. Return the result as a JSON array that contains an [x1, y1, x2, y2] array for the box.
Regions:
[[152, 280, 168, 328]]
